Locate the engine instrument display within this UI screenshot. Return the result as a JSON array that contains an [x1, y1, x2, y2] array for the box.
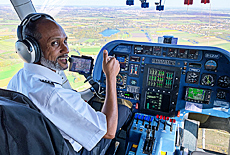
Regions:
[[147, 68, 174, 89], [145, 91, 170, 112], [129, 64, 139, 76], [185, 87, 211, 104]]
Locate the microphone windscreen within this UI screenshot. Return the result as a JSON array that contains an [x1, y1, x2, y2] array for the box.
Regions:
[[69, 57, 74, 63]]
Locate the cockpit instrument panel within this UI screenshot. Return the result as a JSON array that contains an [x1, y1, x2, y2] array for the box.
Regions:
[[93, 40, 230, 118]]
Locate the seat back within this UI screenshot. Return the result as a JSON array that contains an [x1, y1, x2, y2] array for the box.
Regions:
[[0, 88, 73, 155]]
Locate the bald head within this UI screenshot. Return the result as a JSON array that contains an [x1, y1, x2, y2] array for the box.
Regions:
[[23, 16, 54, 41]]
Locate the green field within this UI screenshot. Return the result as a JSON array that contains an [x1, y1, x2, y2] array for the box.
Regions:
[[80, 46, 101, 55], [0, 63, 23, 80]]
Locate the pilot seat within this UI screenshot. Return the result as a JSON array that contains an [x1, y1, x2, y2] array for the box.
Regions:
[[0, 88, 76, 155]]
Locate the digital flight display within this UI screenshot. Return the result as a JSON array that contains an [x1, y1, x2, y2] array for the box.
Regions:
[[147, 68, 174, 89], [145, 92, 170, 112], [115, 54, 128, 71], [186, 87, 206, 101], [185, 87, 211, 104]]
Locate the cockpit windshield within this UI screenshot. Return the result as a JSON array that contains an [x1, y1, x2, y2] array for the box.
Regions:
[[0, 0, 229, 91]]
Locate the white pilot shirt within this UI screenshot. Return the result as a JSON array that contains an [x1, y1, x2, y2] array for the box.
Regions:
[[7, 63, 107, 152]]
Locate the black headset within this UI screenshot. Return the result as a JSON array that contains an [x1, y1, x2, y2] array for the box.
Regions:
[[15, 13, 54, 63]]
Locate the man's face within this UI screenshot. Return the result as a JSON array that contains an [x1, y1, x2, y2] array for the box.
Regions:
[[38, 19, 69, 71]]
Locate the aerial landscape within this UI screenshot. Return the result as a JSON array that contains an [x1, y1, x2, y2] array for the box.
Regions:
[[0, 3, 230, 154], [1, 5, 229, 90]]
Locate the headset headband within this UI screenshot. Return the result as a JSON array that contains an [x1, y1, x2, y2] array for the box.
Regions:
[[17, 13, 55, 41]]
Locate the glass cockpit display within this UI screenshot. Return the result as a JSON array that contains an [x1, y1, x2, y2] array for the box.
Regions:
[[115, 54, 129, 71], [147, 68, 174, 89], [145, 92, 170, 112], [185, 87, 211, 104]]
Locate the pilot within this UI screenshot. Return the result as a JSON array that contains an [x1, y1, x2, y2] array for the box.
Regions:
[[7, 13, 131, 154]]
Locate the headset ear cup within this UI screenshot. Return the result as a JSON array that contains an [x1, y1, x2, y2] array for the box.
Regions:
[[15, 37, 41, 63], [26, 37, 41, 63], [15, 40, 33, 63]]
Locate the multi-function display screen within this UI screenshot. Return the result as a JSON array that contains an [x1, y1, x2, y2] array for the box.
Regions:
[[145, 91, 170, 112], [115, 54, 128, 71], [147, 68, 174, 89], [116, 55, 126, 69], [185, 87, 211, 104], [186, 87, 206, 101]]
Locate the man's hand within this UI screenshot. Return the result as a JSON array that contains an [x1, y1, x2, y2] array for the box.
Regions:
[[101, 49, 119, 139], [102, 50, 120, 78]]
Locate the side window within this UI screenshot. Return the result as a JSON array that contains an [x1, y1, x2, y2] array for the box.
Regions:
[[197, 128, 229, 154], [0, 6, 21, 89]]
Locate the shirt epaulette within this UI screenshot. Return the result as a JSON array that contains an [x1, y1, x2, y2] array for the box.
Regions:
[[39, 79, 60, 86]]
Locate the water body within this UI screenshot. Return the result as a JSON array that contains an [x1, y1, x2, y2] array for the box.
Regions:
[[100, 29, 120, 37], [188, 39, 199, 44]]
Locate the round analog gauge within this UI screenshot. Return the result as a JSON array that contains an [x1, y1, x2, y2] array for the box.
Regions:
[[217, 90, 227, 99], [218, 76, 230, 88], [201, 74, 215, 86], [116, 73, 127, 86], [205, 60, 217, 71], [186, 72, 200, 84]]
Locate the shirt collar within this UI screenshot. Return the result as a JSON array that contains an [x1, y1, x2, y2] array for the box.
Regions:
[[24, 63, 63, 84]]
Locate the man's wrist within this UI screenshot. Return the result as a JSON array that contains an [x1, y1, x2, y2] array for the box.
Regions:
[[106, 74, 117, 81]]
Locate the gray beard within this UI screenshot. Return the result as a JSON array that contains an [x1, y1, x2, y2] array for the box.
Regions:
[[40, 52, 65, 71]]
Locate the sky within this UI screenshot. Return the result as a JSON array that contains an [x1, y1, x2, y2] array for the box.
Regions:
[[0, 0, 229, 9]]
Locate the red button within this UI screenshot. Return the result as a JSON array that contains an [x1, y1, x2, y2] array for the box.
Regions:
[[163, 116, 165, 120], [135, 103, 138, 109], [177, 111, 180, 117], [156, 114, 159, 119], [160, 115, 163, 119], [166, 117, 169, 120]]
